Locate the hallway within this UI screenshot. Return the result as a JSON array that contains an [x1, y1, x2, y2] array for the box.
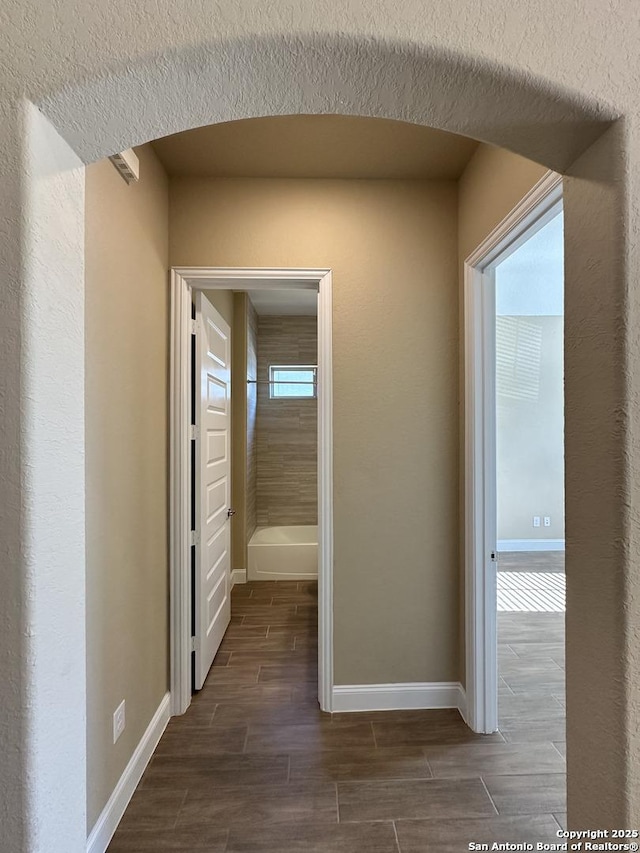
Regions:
[[108, 581, 566, 852]]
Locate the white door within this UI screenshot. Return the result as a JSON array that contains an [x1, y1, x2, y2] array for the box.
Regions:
[[194, 292, 232, 689]]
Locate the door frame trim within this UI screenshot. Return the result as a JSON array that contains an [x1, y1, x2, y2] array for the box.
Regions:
[[170, 267, 334, 716], [463, 171, 563, 733]]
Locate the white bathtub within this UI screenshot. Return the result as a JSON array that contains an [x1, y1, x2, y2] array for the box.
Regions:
[[248, 525, 318, 581]]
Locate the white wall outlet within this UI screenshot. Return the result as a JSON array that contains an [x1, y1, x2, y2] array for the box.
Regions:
[[533, 516, 541, 528], [113, 699, 126, 744], [544, 516, 551, 527]]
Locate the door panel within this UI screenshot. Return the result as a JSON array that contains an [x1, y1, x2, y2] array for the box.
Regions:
[[194, 292, 231, 690]]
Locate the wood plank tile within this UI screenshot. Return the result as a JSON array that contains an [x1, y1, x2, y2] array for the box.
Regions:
[[108, 826, 228, 851], [140, 753, 290, 789], [424, 743, 564, 778], [246, 581, 302, 592], [270, 593, 318, 606], [290, 746, 432, 782], [166, 703, 217, 728], [203, 664, 260, 685], [259, 664, 318, 683], [337, 778, 496, 822], [245, 720, 375, 753], [111, 581, 566, 851], [508, 643, 565, 662], [242, 614, 317, 628], [373, 717, 505, 748], [176, 783, 338, 829], [395, 815, 561, 852], [225, 821, 398, 853], [222, 625, 269, 639], [220, 636, 295, 652], [503, 672, 566, 695], [331, 709, 463, 725], [213, 700, 327, 727], [116, 789, 187, 832], [500, 719, 566, 744], [154, 724, 248, 756], [483, 773, 566, 815], [499, 658, 564, 676], [227, 649, 312, 667], [192, 684, 293, 703], [498, 693, 565, 720], [230, 603, 298, 616]]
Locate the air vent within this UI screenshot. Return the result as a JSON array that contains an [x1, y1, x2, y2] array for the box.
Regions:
[[108, 148, 140, 184]]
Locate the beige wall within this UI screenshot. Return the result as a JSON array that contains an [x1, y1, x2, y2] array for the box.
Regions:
[[257, 316, 318, 527], [247, 298, 258, 540], [205, 288, 234, 326], [230, 291, 258, 570], [458, 146, 548, 262], [85, 146, 169, 829], [170, 177, 459, 684], [230, 292, 248, 571]]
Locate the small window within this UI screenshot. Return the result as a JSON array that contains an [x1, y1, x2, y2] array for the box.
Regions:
[[269, 365, 317, 399]]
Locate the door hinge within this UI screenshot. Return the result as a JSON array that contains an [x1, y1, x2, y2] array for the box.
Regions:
[[190, 636, 199, 653], [189, 424, 199, 441], [190, 530, 199, 547], [189, 319, 197, 335]]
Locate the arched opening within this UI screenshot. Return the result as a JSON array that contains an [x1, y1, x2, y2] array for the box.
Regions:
[[3, 32, 633, 851]]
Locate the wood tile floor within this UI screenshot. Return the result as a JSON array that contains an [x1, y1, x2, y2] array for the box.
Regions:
[[108, 579, 566, 852]]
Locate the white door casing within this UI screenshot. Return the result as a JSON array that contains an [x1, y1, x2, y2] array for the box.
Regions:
[[194, 292, 232, 689]]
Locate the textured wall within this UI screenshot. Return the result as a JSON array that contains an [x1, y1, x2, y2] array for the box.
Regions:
[[256, 316, 318, 527], [2, 4, 640, 844], [13, 102, 88, 853], [85, 146, 169, 830], [169, 176, 459, 686]]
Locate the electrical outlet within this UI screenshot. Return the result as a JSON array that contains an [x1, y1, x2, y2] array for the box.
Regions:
[[113, 700, 126, 744], [544, 516, 551, 527], [533, 516, 541, 528]]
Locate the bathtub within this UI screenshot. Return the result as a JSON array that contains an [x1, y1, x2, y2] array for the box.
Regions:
[[248, 525, 318, 581]]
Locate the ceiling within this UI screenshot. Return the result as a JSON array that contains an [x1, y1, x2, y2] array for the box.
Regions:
[[152, 115, 479, 180], [248, 289, 317, 316]]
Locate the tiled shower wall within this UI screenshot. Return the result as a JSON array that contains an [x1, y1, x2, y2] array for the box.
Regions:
[[256, 315, 318, 527], [246, 299, 258, 540]]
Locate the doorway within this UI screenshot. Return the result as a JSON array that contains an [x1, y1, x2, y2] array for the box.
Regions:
[[464, 171, 564, 734], [170, 267, 334, 716], [493, 207, 566, 756]]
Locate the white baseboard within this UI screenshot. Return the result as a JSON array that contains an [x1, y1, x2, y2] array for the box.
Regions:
[[86, 692, 171, 853], [332, 681, 466, 713], [231, 569, 247, 587], [498, 539, 565, 553]]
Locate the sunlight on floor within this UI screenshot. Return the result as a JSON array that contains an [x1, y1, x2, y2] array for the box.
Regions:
[[497, 571, 565, 612]]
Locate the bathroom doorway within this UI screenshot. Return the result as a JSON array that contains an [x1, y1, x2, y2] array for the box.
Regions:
[[169, 268, 334, 717]]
